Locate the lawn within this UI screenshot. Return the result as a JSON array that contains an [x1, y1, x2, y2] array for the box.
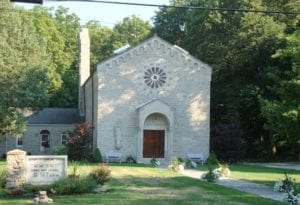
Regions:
[[197, 163, 300, 187], [0, 161, 287, 205]]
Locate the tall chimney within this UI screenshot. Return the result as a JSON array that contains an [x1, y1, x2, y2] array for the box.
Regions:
[[79, 28, 90, 117]]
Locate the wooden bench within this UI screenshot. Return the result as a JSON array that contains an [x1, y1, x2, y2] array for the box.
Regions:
[[187, 153, 204, 165], [106, 152, 122, 163]]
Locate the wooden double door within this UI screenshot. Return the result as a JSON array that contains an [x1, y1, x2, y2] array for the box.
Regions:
[[143, 130, 165, 158]]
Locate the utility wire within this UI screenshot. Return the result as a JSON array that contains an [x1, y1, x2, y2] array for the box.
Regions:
[[44, 0, 300, 15]]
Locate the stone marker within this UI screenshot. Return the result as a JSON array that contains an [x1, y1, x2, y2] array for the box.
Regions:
[[6, 149, 67, 188], [6, 149, 27, 188]]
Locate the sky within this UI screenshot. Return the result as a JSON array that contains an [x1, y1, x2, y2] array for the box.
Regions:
[[16, 0, 170, 27]]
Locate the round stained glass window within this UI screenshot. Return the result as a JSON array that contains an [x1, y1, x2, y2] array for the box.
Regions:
[[144, 67, 167, 88]]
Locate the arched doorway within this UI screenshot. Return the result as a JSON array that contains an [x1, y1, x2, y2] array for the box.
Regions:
[[136, 99, 175, 163], [143, 113, 168, 158]]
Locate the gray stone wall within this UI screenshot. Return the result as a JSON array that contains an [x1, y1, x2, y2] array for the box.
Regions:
[[0, 124, 75, 157], [95, 36, 211, 162]]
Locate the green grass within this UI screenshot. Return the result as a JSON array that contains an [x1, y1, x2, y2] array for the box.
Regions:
[[0, 161, 287, 205], [198, 163, 300, 187]]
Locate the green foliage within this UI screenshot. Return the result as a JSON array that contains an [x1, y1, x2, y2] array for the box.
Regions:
[[0, 1, 50, 137], [68, 161, 80, 178], [21, 184, 51, 196], [93, 148, 103, 163], [89, 164, 111, 185], [126, 155, 136, 164], [0, 169, 7, 188], [206, 152, 219, 166], [170, 157, 184, 172], [67, 123, 92, 161], [52, 145, 67, 155], [51, 176, 97, 195], [202, 167, 219, 183], [150, 158, 160, 167], [154, 0, 300, 160]]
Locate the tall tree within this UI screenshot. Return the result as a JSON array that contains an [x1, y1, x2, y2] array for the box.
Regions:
[[153, 0, 299, 159], [0, 1, 50, 137], [260, 30, 300, 158], [86, 20, 113, 70], [50, 6, 81, 107], [111, 15, 152, 48]]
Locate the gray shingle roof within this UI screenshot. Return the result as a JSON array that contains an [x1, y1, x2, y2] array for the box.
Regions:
[[27, 108, 81, 124]]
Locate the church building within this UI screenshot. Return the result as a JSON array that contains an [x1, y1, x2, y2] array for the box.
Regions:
[[0, 28, 212, 163]]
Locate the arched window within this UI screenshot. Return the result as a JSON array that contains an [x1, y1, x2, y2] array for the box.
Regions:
[[40, 130, 50, 152]]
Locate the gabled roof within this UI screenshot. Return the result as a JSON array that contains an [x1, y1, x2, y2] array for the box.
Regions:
[[96, 35, 212, 78], [27, 108, 81, 124]]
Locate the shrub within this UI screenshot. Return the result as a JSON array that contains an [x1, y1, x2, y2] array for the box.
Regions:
[[202, 167, 219, 183], [68, 161, 80, 178], [215, 163, 231, 177], [52, 145, 67, 155], [89, 163, 111, 185], [150, 158, 160, 167], [274, 174, 300, 205], [206, 152, 219, 166], [211, 123, 246, 162], [186, 160, 197, 168], [0, 170, 7, 188], [51, 176, 97, 195], [126, 155, 136, 164], [9, 187, 23, 196], [93, 148, 103, 163], [67, 122, 93, 161], [274, 173, 296, 193], [169, 157, 184, 172], [21, 184, 51, 196]]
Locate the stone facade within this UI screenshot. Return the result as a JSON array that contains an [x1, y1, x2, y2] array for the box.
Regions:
[[85, 36, 212, 163], [0, 124, 75, 156]]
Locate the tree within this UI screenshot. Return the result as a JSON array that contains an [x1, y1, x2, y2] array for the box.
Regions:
[[260, 31, 300, 159], [50, 6, 81, 107], [67, 122, 93, 161], [0, 1, 50, 137], [86, 20, 113, 70], [153, 0, 299, 159], [111, 15, 152, 48]]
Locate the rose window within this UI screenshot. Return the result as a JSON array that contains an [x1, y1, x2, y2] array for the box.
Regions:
[[144, 67, 167, 88]]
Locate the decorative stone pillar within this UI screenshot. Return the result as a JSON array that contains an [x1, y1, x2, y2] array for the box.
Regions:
[[6, 149, 27, 188]]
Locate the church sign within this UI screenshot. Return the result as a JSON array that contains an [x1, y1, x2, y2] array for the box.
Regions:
[[26, 156, 67, 185], [6, 149, 67, 188]]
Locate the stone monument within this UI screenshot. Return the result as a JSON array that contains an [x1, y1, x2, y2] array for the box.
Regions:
[[6, 149, 67, 188], [6, 149, 27, 188]]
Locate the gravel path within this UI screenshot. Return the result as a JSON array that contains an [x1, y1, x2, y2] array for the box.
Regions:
[[181, 169, 285, 202]]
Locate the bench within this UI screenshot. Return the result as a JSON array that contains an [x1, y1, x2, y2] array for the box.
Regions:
[[187, 153, 204, 165], [106, 152, 122, 164]]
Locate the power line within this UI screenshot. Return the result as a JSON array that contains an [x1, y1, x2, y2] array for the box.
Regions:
[[45, 0, 300, 15]]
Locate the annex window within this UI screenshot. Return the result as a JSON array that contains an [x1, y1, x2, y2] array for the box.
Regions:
[[61, 132, 69, 145], [16, 136, 23, 147], [40, 130, 50, 152]]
